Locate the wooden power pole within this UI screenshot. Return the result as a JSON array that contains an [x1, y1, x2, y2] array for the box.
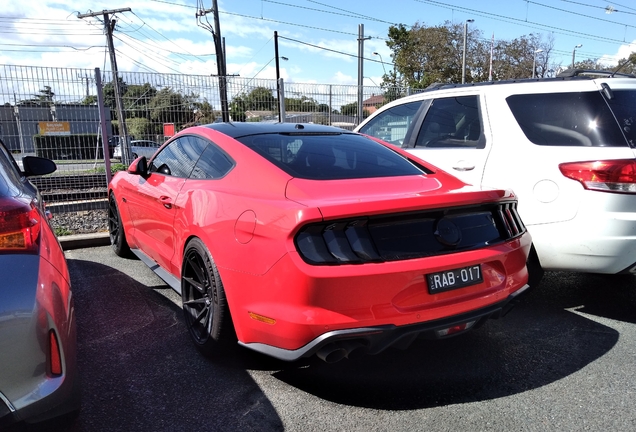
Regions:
[[77, 8, 132, 163]]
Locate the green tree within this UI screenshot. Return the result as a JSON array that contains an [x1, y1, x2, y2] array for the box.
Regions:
[[386, 21, 558, 84], [285, 95, 320, 112], [193, 99, 216, 124], [340, 102, 369, 117], [491, 33, 553, 80], [148, 87, 196, 129], [230, 94, 247, 122], [123, 83, 157, 119], [127, 117, 156, 139], [244, 86, 277, 110], [102, 77, 128, 109], [386, 21, 485, 87], [19, 86, 56, 106], [612, 53, 636, 74], [81, 95, 98, 105]]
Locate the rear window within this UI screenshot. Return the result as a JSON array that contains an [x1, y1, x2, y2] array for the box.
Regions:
[[235, 132, 427, 180], [507, 91, 628, 147], [605, 90, 636, 148]]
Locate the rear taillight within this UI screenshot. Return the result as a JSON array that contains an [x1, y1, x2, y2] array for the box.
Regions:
[[0, 197, 41, 253], [49, 330, 63, 376], [559, 159, 636, 194]]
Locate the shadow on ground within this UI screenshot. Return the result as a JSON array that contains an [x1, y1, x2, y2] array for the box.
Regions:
[[33, 258, 285, 432], [15, 259, 631, 430], [270, 271, 627, 410]]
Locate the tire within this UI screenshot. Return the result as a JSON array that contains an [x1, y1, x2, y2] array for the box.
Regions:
[[108, 193, 132, 257], [132, 153, 138, 159], [181, 238, 234, 355]]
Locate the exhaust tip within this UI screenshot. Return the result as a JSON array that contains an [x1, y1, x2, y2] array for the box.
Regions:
[[316, 344, 348, 363], [341, 341, 367, 360]]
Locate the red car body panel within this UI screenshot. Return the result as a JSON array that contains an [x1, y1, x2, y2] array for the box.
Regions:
[[109, 124, 533, 359]]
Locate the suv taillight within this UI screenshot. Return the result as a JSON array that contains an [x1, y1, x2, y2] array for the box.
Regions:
[[559, 159, 636, 194], [0, 197, 41, 253]]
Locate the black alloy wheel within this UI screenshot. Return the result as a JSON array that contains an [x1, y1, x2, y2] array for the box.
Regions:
[[181, 238, 233, 355], [108, 193, 131, 257]]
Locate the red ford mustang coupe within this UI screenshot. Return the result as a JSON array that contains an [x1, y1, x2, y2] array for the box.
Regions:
[[108, 123, 535, 363]]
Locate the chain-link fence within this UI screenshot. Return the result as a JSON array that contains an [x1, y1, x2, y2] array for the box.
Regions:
[[0, 64, 415, 234]]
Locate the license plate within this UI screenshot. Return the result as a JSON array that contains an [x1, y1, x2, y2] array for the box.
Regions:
[[427, 264, 483, 294]]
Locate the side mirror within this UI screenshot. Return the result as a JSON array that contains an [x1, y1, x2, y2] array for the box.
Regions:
[[128, 156, 148, 176], [22, 156, 57, 177]]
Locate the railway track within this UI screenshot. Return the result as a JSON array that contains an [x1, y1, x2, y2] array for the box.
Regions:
[[33, 174, 109, 214]]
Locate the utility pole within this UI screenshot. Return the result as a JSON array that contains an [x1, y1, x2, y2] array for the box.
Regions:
[[275, 31, 283, 122], [357, 24, 370, 125], [197, 0, 229, 122], [77, 8, 132, 164]]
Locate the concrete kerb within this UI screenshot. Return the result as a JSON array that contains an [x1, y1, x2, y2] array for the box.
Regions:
[[59, 232, 111, 251]]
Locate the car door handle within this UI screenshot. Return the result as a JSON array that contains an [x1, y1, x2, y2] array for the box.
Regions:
[[159, 196, 172, 209], [452, 160, 475, 171]]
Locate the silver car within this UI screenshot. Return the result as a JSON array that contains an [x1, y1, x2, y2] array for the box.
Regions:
[[113, 139, 161, 160], [0, 140, 79, 427]]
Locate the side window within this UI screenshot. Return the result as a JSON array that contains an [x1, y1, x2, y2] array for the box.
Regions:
[[415, 96, 484, 148], [358, 101, 423, 147], [189, 138, 235, 179], [0, 142, 23, 185], [149, 136, 207, 178]]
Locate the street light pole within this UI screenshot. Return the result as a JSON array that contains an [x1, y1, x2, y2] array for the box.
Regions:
[[373, 52, 387, 76], [462, 19, 474, 84], [274, 33, 290, 123], [533, 49, 543, 78], [571, 44, 582, 69]]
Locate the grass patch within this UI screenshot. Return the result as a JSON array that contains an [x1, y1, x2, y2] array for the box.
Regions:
[[93, 163, 128, 175], [54, 227, 73, 237]]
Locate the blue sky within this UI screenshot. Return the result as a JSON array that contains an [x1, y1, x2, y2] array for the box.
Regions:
[[2, 0, 635, 86]]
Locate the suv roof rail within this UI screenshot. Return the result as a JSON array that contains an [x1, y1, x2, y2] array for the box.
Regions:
[[556, 69, 636, 78]]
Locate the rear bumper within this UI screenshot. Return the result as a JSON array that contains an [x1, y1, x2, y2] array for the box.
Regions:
[[0, 253, 79, 427], [528, 190, 636, 274], [239, 283, 530, 362]]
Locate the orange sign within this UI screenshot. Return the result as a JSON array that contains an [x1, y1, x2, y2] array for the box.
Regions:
[[39, 121, 70, 136]]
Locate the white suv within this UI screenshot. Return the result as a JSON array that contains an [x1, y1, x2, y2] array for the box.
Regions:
[[356, 72, 636, 275]]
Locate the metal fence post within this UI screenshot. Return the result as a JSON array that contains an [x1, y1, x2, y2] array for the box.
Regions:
[[278, 78, 286, 123], [94, 68, 112, 184], [329, 85, 332, 126]]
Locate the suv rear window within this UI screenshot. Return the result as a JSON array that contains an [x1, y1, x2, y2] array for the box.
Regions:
[[236, 133, 427, 180], [605, 90, 636, 148], [507, 92, 628, 147]]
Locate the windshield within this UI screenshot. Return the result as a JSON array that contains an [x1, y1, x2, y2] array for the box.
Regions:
[[235, 132, 427, 180]]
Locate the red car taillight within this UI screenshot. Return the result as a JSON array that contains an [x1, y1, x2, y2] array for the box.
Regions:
[[0, 197, 41, 253], [49, 330, 63, 376], [559, 159, 636, 194]]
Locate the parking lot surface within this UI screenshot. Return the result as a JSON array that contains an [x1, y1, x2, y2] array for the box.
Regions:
[[16, 245, 636, 431]]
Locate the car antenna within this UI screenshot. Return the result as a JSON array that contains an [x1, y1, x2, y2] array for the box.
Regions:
[[611, 53, 636, 77]]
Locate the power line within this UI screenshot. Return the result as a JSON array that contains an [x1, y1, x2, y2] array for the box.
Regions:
[[559, 0, 636, 15], [412, 0, 636, 47], [528, 0, 636, 29], [263, 0, 397, 25], [278, 35, 386, 64], [127, 11, 216, 58]]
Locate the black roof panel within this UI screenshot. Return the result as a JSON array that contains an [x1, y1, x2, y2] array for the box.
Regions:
[[202, 122, 349, 138]]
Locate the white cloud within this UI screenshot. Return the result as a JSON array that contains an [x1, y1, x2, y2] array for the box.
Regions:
[[331, 71, 355, 85]]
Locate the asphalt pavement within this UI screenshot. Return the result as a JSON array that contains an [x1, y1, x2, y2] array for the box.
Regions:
[[15, 239, 636, 431]]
